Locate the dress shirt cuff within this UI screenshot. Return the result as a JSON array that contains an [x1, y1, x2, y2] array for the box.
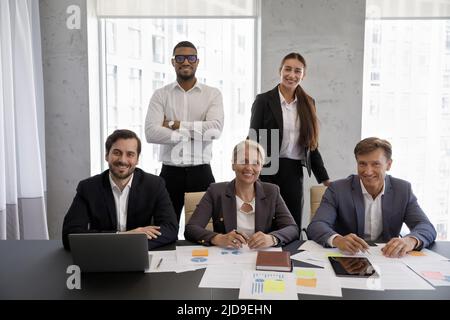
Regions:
[[179, 121, 192, 131], [327, 234, 339, 247], [406, 236, 421, 249]]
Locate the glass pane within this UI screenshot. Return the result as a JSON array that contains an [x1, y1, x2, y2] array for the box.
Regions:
[[102, 18, 255, 182], [362, 19, 450, 240]]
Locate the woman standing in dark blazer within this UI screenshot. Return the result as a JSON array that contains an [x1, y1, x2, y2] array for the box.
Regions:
[[249, 52, 330, 230]]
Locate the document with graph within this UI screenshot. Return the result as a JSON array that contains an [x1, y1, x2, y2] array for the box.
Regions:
[[238, 270, 298, 300]]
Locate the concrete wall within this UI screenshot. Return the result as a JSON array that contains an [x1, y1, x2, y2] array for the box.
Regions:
[[261, 0, 366, 227], [40, 0, 366, 238], [40, 0, 90, 239]]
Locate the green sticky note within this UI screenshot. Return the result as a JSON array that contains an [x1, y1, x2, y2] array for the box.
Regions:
[[263, 279, 285, 293], [295, 269, 316, 278]]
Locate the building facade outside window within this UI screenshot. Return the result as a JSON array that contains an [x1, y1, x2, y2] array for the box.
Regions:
[[363, 16, 450, 240], [101, 18, 256, 182]]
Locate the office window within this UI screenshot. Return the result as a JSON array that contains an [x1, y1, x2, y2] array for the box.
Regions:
[[176, 20, 187, 34], [153, 19, 165, 32], [128, 27, 141, 59], [446, 25, 450, 50], [363, 14, 450, 239], [106, 64, 118, 133], [105, 21, 116, 54], [100, 18, 256, 184], [152, 35, 165, 64], [129, 68, 142, 107], [152, 72, 165, 92]]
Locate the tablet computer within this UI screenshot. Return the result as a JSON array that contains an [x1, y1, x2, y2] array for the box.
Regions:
[[328, 256, 378, 278]]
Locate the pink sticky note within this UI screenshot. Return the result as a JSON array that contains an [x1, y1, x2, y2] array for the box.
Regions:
[[421, 271, 444, 280]]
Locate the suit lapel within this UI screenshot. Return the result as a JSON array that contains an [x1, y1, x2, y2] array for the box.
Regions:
[[254, 181, 268, 232], [223, 181, 237, 232], [268, 86, 284, 134], [351, 175, 365, 237], [126, 170, 140, 229], [102, 171, 117, 228], [381, 176, 393, 241]]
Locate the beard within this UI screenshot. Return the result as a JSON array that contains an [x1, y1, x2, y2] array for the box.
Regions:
[[176, 66, 196, 81], [109, 162, 134, 180], [177, 72, 195, 81]]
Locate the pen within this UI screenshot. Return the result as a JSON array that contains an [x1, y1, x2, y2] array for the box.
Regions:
[[156, 258, 163, 269], [234, 229, 249, 240]]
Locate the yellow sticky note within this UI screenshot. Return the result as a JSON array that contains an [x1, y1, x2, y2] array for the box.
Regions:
[[192, 249, 209, 257], [263, 279, 285, 293], [297, 278, 317, 288], [295, 269, 316, 278], [326, 252, 343, 257], [408, 251, 426, 257]]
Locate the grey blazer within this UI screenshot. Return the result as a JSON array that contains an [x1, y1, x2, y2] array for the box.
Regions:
[[306, 175, 437, 249], [184, 180, 299, 246]]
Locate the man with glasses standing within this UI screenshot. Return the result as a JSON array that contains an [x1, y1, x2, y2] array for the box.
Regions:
[[145, 41, 224, 222]]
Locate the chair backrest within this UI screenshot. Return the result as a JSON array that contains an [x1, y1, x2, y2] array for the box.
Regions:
[[184, 191, 213, 231], [310, 185, 327, 219]]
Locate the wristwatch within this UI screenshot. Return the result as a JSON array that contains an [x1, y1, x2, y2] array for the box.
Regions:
[[271, 235, 279, 247], [168, 120, 175, 129]]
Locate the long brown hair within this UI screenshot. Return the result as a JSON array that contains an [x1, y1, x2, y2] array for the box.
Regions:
[[279, 52, 319, 150]]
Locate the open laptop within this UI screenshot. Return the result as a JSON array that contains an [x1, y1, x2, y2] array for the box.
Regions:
[[69, 233, 149, 272]]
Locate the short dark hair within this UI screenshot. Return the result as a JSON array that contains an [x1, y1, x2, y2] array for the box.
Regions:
[[172, 41, 197, 55], [354, 137, 392, 160], [105, 129, 141, 156]]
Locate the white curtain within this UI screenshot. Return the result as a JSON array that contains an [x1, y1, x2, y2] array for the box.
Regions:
[[0, 0, 48, 239]]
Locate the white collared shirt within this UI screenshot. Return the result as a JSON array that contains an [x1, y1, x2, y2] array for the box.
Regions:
[[235, 196, 255, 238], [109, 173, 134, 232], [145, 81, 224, 166], [360, 179, 385, 241], [327, 179, 385, 246], [278, 89, 303, 160]]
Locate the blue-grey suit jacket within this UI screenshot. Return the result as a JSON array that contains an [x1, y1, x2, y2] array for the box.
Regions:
[[306, 174, 436, 249]]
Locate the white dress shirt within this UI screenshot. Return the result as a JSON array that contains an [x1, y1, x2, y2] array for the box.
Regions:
[[278, 89, 303, 160], [235, 196, 255, 238], [327, 179, 385, 246], [361, 180, 385, 241], [145, 81, 224, 166], [109, 173, 134, 232]]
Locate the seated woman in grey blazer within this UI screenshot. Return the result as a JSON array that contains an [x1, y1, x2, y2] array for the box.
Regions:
[[184, 140, 299, 249]]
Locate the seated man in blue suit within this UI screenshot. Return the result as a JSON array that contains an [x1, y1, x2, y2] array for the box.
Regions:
[[307, 137, 436, 258], [62, 129, 178, 250]]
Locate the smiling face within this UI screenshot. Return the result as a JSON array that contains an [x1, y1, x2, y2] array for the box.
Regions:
[[279, 58, 305, 92], [171, 46, 198, 81], [105, 138, 139, 182], [357, 148, 392, 197], [232, 145, 263, 186]]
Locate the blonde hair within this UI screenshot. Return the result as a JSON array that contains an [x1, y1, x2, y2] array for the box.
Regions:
[[232, 140, 266, 165]]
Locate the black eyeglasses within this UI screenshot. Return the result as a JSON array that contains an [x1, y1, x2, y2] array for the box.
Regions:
[[173, 55, 198, 63]]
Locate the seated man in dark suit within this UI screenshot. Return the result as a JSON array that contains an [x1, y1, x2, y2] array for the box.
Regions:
[[307, 137, 436, 258], [62, 129, 178, 250]]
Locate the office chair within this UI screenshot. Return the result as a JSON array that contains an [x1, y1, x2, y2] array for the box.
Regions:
[[183, 191, 213, 231], [301, 185, 327, 240]]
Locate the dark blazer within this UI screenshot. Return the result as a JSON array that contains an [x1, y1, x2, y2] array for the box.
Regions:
[[307, 175, 437, 249], [62, 168, 179, 250], [184, 180, 299, 246], [249, 85, 329, 182]]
